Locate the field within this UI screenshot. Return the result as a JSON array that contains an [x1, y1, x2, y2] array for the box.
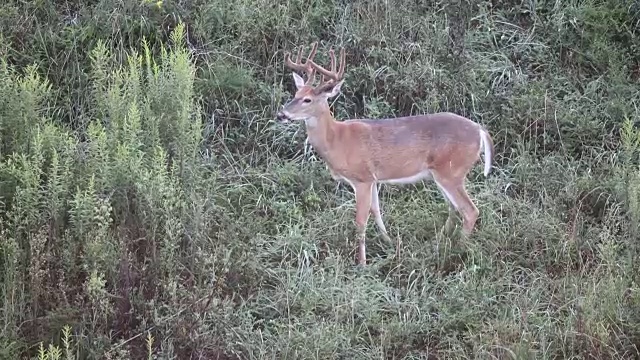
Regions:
[[1, 0, 640, 359]]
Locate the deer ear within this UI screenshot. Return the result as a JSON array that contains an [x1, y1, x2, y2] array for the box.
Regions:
[[323, 80, 344, 99], [292, 72, 306, 90]]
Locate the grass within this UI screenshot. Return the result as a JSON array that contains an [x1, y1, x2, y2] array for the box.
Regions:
[[1, 0, 640, 359]]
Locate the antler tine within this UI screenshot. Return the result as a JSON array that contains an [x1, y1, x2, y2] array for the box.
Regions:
[[308, 45, 346, 94], [321, 49, 337, 83], [295, 47, 303, 64], [284, 42, 320, 85], [284, 52, 306, 73], [306, 42, 319, 63], [304, 42, 318, 85], [309, 46, 345, 83]]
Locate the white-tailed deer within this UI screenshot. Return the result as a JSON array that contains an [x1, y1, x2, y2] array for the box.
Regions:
[[276, 42, 494, 266]]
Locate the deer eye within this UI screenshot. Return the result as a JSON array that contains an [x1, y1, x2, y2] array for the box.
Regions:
[[303, 98, 312, 103]]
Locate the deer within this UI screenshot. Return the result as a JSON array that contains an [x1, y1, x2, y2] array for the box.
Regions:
[[276, 42, 494, 266]]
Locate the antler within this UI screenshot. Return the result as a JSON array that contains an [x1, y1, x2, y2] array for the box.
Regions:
[[284, 42, 319, 86], [308, 47, 346, 94], [284, 42, 346, 92]]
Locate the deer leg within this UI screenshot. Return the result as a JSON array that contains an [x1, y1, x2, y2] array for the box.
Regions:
[[370, 183, 392, 242], [433, 174, 479, 236], [457, 185, 480, 235], [354, 182, 374, 265], [433, 181, 458, 235]]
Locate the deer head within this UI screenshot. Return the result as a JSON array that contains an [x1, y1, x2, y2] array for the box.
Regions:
[[276, 42, 346, 123]]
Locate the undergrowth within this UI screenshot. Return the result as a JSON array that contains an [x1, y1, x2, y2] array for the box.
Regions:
[[1, 0, 640, 359]]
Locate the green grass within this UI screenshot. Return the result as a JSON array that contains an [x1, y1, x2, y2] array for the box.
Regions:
[[1, 0, 640, 359]]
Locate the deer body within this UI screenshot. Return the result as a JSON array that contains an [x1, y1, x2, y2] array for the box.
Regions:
[[277, 42, 494, 266], [309, 113, 490, 183]]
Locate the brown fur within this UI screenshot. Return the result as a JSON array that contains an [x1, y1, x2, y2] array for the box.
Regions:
[[278, 44, 495, 266]]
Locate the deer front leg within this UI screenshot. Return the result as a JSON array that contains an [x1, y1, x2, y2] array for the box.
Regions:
[[354, 182, 374, 266], [370, 183, 392, 242]]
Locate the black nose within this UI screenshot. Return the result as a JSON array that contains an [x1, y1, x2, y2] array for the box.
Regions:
[[276, 111, 288, 121]]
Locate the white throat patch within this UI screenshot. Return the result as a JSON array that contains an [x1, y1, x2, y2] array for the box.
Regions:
[[304, 116, 318, 128]]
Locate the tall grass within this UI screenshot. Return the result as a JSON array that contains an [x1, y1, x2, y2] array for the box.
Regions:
[[0, 0, 639, 359]]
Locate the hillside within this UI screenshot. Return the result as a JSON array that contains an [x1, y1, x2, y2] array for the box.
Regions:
[[1, 0, 640, 358]]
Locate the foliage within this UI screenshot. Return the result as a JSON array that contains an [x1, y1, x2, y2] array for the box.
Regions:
[[1, 0, 640, 358]]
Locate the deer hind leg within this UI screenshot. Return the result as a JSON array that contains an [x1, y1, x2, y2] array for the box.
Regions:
[[370, 183, 392, 242], [432, 177, 459, 234], [432, 173, 479, 236], [353, 182, 374, 265]]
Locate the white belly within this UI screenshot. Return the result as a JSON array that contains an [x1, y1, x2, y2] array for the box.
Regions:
[[330, 167, 432, 187], [378, 170, 432, 184]]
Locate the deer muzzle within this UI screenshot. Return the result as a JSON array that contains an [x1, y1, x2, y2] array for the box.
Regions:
[[276, 110, 290, 123]]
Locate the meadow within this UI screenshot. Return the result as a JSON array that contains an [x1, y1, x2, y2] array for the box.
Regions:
[[1, 0, 640, 359]]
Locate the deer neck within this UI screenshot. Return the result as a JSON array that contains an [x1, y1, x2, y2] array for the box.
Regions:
[[304, 108, 337, 157]]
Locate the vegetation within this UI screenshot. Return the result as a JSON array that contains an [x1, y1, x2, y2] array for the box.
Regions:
[[1, 0, 640, 358]]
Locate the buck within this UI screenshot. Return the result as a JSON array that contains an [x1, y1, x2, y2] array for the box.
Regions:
[[276, 42, 494, 266]]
